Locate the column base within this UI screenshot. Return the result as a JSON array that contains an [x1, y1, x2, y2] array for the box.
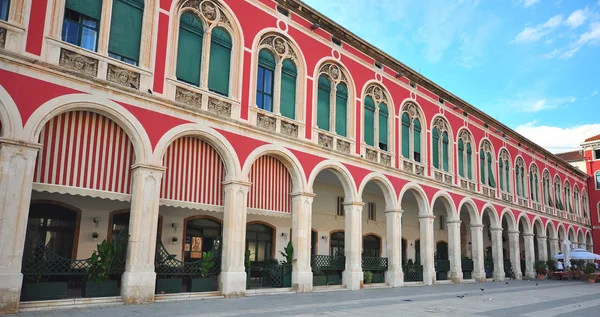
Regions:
[[423, 268, 435, 286], [0, 273, 22, 314], [220, 271, 246, 297], [343, 270, 363, 290], [525, 271, 536, 279], [472, 271, 486, 282], [385, 269, 404, 287], [493, 271, 505, 281], [292, 271, 312, 293], [450, 271, 463, 284], [121, 271, 156, 304]]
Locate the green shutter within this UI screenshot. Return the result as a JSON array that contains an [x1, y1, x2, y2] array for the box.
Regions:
[[432, 128, 440, 169], [378, 103, 388, 149], [258, 49, 275, 68], [66, 0, 102, 20], [208, 27, 232, 96], [487, 152, 496, 187], [401, 113, 410, 158], [442, 132, 449, 172], [499, 159, 504, 190], [363, 96, 375, 147], [280, 59, 296, 119], [414, 119, 421, 162], [317, 75, 331, 131], [534, 174, 539, 201], [466, 143, 473, 180], [458, 139, 464, 177], [504, 162, 509, 193], [515, 168, 520, 196], [529, 172, 534, 200], [108, 0, 144, 62], [335, 84, 347, 136], [480, 149, 485, 184], [176, 12, 203, 86]]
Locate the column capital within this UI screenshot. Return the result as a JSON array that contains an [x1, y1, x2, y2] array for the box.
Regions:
[[446, 220, 462, 224], [222, 180, 252, 187], [489, 227, 503, 232], [131, 163, 166, 173], [537, 235, 547, 239], [469, 224, 485, 228], [343, 201, 365, 207], [522, 233, 535, 238], [508, 230, 520, 235], [384, 208, 403, 214], [548, 237, 559, 241], [290, 192, 316, 198], [418, 214, 435, 220], [0, 137, 42, 150]]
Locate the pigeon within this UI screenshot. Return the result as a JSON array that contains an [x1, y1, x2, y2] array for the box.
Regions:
[[480, 288, 485, 291], [457, 295, 464, 299], [488, 297, 494, 301], [536, 283, 538, 286], [505, 282, 508, 285]]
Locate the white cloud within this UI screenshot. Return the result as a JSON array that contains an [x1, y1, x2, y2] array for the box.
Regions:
[[515, 122, 600, 153], [512, 15, 563, 43], [565, 8, 588, 29], [557, 22, 600, 58], [522, 0, 541, 8], [506, 96, 576, 112], [592, 90, 599, 96]]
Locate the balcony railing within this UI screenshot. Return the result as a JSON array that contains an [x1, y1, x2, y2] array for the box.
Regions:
[[501, 191, 513, 203], [315, 129, 353, 155], [363, 145, 393, 167], [460, 178, 477, 192], [481, 185, 496, 199], [532, 202, 542, 212], [433, 169, 453, 186], [517, 197, 527, 207], [401, 159, 426, 177], [252, 109, 303, 139]]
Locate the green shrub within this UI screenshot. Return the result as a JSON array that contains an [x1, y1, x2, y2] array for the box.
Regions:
[[364, 271, 373, 284]]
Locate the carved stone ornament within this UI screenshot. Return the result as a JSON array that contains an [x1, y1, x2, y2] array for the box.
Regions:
[[259, 34, 297, 62], [319, 63, 347, 84], [403, 161, 413, 173], [0, 27, 6, 49], [402, 103, 420, 119], [461, 179, 468, 190], [459, 130, 472, 143], [444, 175, 452, 185], [366, 84, 387, 103], [318, 133, 333, 149], [183, 0, 232, 28], [433, 117, 448, 133], [469, 182, 476, 192], [500, 150, 509, 161], [365, 148, 377, 162], [380, 153, 391, 166], [337, 139, 350, 153], [281, 121, 298, 138], [256, 113, 276, 131], [481, 140, 492, 153], [59, 48, 98, 77], [175, 86, 203, 110], [434, 171, 443, 182], [201, 1, 217, 21], [208, 97, 232, 117], [107, 64, 140, 89], [415, 165, 425, 176]]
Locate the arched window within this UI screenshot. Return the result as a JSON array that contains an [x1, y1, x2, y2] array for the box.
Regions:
[[363, 235, 381, 257], [317, 63, 350, 137], [363, 84, 390, 151], [573, 187, 580, 216], [208, 27, 232, 96], [108, 0, 144, 65], [175, 2, 234, 97], [515, 157, 526, 198], [457, 130, 473, 180], [0, 0, 9, 21], [24, 203, 79, 259], [529, 165, 540, 203], [61, 0, 102, 51], [401, 103, 423, 162], [479, 140, 496, 188], [582, 193, 589, 218], [246, 223, 274, 264], [498, 150, 510, 193], [184, 218, 222, 262], [543, 171, 553, 207], [176, 12, 204, 86], [436, 241, 449, 260], [255, 34, 300, 119], [330, 231, 345, 256], [554, 177, 564, 211], [595, 171, 600, 189], [432, 117, 450, 172], [564, 182, 572, 214]]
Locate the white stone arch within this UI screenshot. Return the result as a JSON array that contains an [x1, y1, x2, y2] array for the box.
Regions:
[[0, 84, 23, 138], [531, 216, 544, 235], [456, 127, 475, 180], [242, 144, 307, 194], [430, 190, 458, 222], [357, 172, 398, 210], [500, 208, 517, 232], [516, 212, 532, 234], [24, 94, 152, 164], [398, 99, 427, 163], [311, 57, 357, 141], [167, 0, 245, 100], [545, 220, 557, 239], [248, 28, 308, 123], [307, 159, 357, 202], [429, 114, 454, 172], [556, 223, 566, 240], [398, 182, 431, 217], [567, 226, 576, 242], [585, 231, 593, 250], [480, 203, 500, 228], [576, 228, 584, 247], [456, 197, 481, 225], [358, 80, 395, 152], [153, 123, 241, 181]]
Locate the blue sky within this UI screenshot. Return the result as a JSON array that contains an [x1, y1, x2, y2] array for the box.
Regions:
[[302, 0, 600, 153]]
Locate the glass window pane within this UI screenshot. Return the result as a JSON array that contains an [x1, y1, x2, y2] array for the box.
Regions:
[[82, 16, 97, 28], [264, 96, 272, 112], [0, 0, 10, 21], [264, 70, 273, 93], [62, 20, 80, 46], [81, 27, 98, 51]]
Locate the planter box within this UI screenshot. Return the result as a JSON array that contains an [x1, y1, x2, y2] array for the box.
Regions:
[[83, 280, 119, 298], [461, 259, 474, 271], [188, 277, 217, 292], [372, 273, 385, 283], [437, 271, 448, 281], [22, 282, 68, 301], [313, 275, 327, 286], [326, 274, 342, 285], [155, 278, 182, 294], [282, 272, 292, 288]]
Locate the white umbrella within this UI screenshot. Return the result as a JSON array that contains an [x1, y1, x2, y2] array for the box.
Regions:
[[554, 248, 600, 260]]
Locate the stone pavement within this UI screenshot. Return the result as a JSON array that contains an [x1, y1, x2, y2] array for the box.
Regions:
[[9, 280, 600, 317]]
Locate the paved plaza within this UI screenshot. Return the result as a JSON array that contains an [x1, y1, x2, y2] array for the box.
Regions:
[[9, 280, 600, 317]]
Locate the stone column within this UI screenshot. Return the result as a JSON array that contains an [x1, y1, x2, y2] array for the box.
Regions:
[[537, 235, 548, 262], [121, 164, 165, 304], [446, 220, 463, 283], [220, 181, 251, 297], [343, 202, 363, 290], [523, 233, 536, 279], [508, 231, 522, 280], [0, 140, 40, 314], [549, 237, 559, 259], [419, 215, 435, 285], [291, 192, 314, 292], [385, 209, 403, 287], [489, 227, 505, 281], [470, 224, 486, 281]]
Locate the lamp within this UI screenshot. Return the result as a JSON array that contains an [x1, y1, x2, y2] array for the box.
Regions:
[[321, 235, 328, 242], [281, 232, 288, 240], [172, 223, 178, 233], [310, 22, 321, 30], [395, 72, 404, 78], [171, 237, 178, 245], [93, 217, 101, 228]]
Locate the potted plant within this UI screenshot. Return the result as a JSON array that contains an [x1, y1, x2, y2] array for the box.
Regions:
[[245, 249, 253, 289], [313, 270, 326, 286], [462, 256, 474, 279], [363, 271, 373, 284], [546, 259, 557, 272], [188, 250, 217, 292], [534, 260, 547, 280], [83, 235, 126, 298], [91, 232, 99, 241], [279, 241, 293, 287], [21, 274, 68, 301], [584, 264, 597, 283]]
